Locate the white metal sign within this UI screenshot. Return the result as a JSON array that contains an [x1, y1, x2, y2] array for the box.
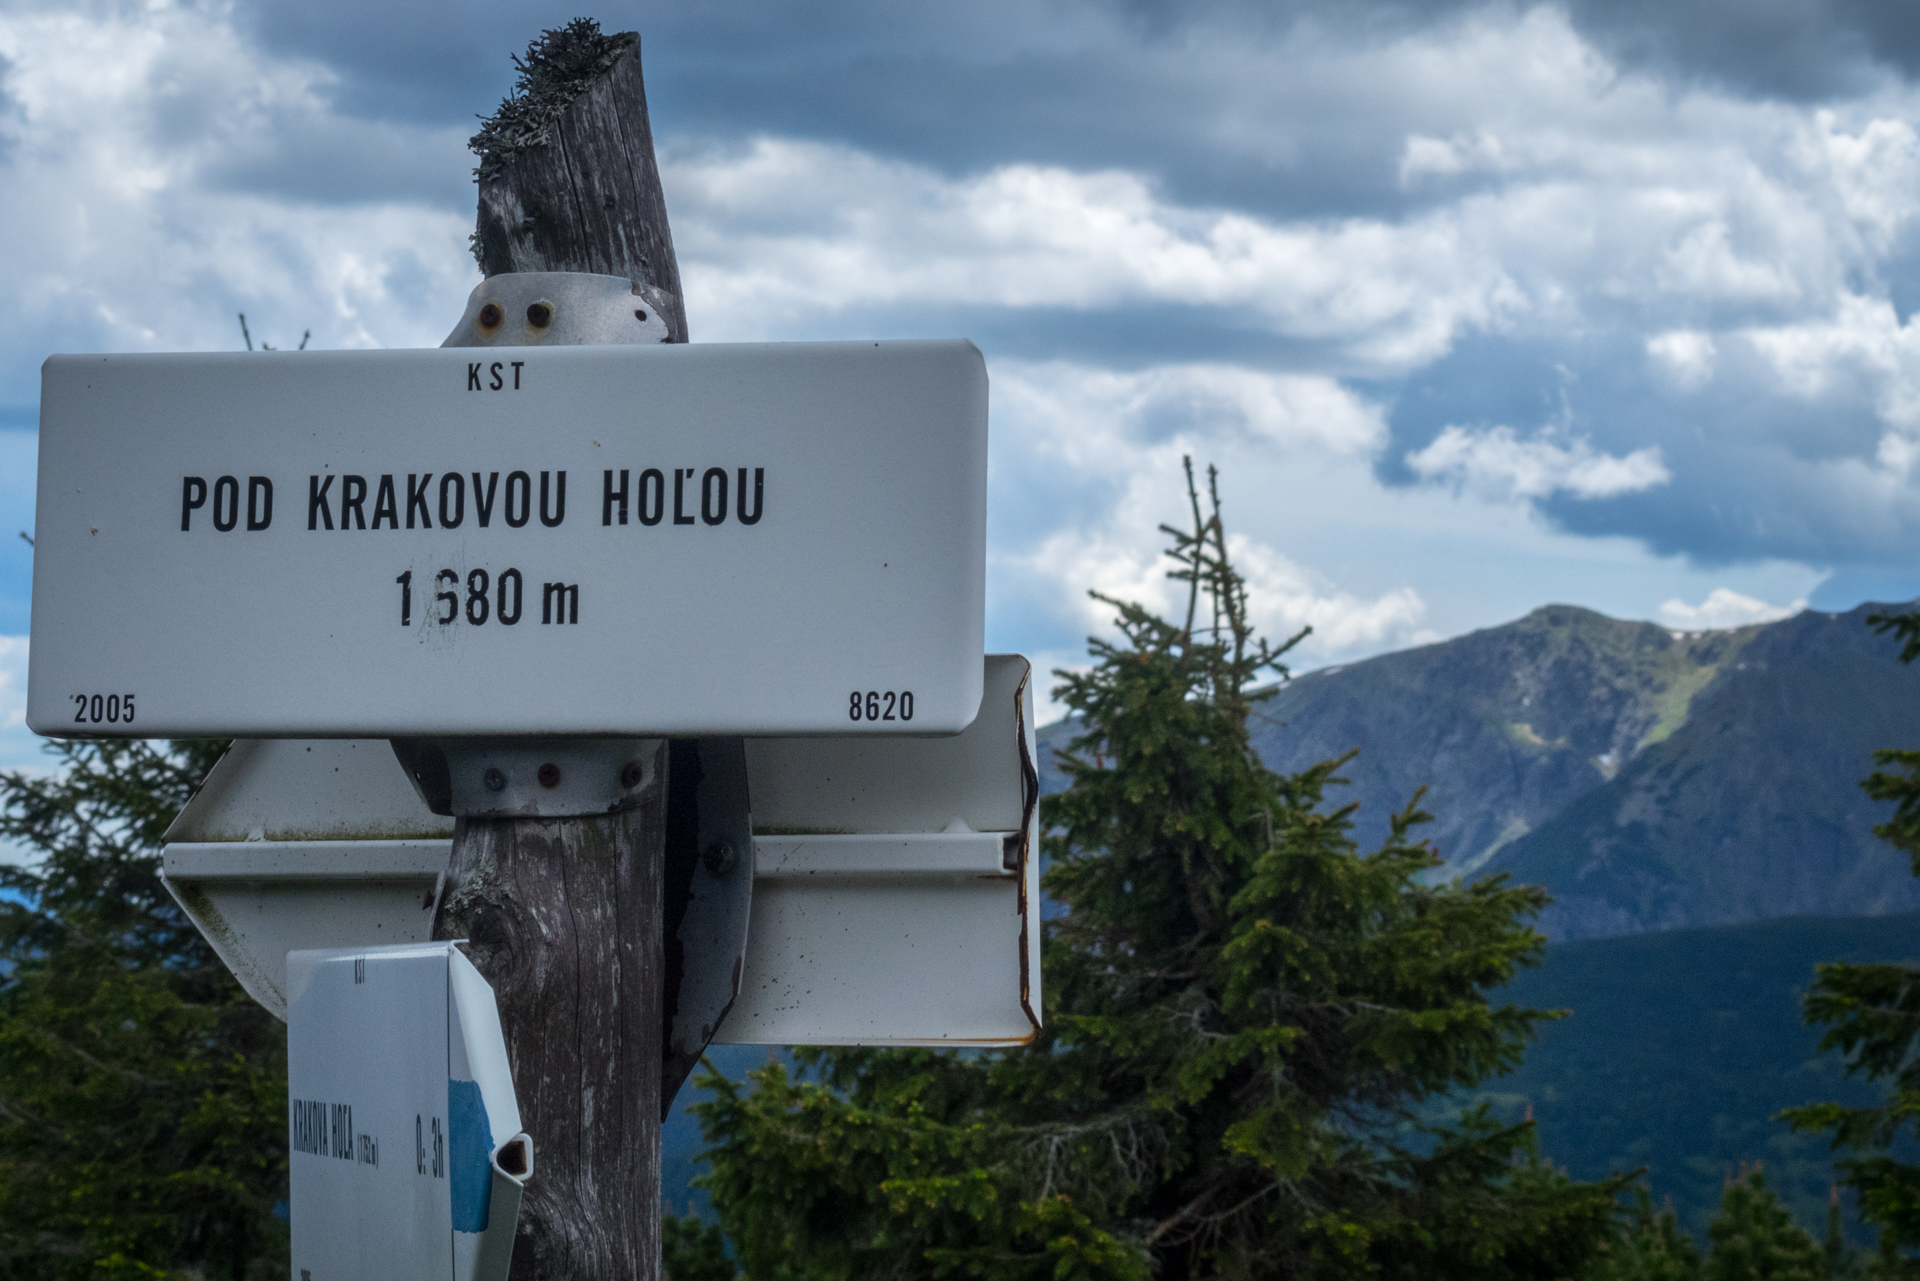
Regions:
[[162, 656, 1041, 1046], [29, 340, 986, 738], [287, 941, 530, 1281]]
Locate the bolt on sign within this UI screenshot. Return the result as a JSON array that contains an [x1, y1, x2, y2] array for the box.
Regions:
[[288, 941, 530, 1281], [27, 340, 986, 738]]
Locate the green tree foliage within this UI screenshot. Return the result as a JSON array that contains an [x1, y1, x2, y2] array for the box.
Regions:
[[1782, 607, 1920, 1270], [1702, 1168, 1827, 1281], [668, 461, 1627, 1280], [663, 1212, 737, 1281], [1590, 1170, 1882, 1281], [0, 738, 288, 1279], [1852, 609, 1920, 883], [1590, 1189, 1704, 1281]]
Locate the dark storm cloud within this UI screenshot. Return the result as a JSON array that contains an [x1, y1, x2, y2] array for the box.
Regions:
[[1557, 0, 1920, 100], [735, 296, 1331, 373], [228, 0, 1920, 219], [199, 116, 471, 208], [0, 51, 21, 168], [225, 0, 1504, 218], [1128, 0, 1920, 99]]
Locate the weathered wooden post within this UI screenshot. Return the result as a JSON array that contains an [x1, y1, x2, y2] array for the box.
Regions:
[[465, 22, 687, 344], [429, 22, 685, 1279]]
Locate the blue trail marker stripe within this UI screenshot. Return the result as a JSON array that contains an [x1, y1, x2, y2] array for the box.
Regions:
[[448, 1078, 494, 1233]]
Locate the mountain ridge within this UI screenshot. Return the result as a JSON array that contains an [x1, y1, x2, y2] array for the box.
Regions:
[[1494, 604, 1920, 938], [1036, 599, 1920, 939]]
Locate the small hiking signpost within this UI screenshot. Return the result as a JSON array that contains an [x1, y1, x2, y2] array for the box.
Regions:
[[26, 23, 1040, 1281]]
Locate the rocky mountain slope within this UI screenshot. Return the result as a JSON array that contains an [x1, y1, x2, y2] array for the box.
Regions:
[[1036, 600, 1920, 939]]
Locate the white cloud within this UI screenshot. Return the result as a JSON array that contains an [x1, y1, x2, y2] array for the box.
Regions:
[[1795, 111, 1920, 254], [0, 634, 26, 737], [0, 635, 52, 778], [1000, 518, 1429, 669], [1026, 647, 1095, 727], [985, 358, 1440, 669], [0, 2, 475, 389], [668, 137, 1522, 371], [1742, 294, 1920, 427], [1399, 131, 1512, 185], [1406, 425, 1672, 501], [641, 12, 1920, 581], [1647, 330, 1717, 388], [657, 10, 1920, 360], [1230, 535, 1429, 654], [665, 96, 1888, 372], [993, 361, 1386, 457], [0, 634, 43, 868], [1658, 588, 1805, 630]]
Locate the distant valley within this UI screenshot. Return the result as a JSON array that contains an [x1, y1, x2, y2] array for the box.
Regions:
[[1487, 909, 1917, 1241]]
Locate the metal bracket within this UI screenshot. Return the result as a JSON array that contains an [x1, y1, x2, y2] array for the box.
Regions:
[[392, 732, 754, 1110], [441, 271, 677, 347], [392, 736, 660, 819], [438, 737, 659, 819]]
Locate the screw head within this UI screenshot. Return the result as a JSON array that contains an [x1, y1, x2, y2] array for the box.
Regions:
[[620, 761, 643, 789], [537, 762, 561, 788], [477, 302, 503, 331], [701, 842, 738, 877], [483, 767, 506, 792], [526, 301, 553, 329]]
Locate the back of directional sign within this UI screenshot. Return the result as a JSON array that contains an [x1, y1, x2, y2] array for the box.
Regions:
[[30, 340, 985, 738], [163, 656, 1042, 1053], [726, 654, 1040, 1045]]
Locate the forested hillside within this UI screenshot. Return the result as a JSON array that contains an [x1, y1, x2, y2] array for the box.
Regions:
[[1488, 909, 1920, 1240]]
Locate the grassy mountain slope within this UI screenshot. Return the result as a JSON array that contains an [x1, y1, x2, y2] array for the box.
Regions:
[[1488, 910, 1919, 1241], [1490, 605, 1920, 939], [1246, 604, 1759, 877], [1040, 604, 1754, 879]]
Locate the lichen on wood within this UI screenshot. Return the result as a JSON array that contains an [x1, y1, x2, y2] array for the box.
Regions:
[[470, 19, 638, 183]]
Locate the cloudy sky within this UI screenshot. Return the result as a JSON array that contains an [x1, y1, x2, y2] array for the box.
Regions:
[[2, 0, 1920, 761]]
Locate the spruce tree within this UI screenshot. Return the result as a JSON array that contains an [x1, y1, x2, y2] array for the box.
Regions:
[[0, 738, 288, 1279], [1782, 607, 1920, 1271], [669, 461, 1627, 1280], [1590, 1190, 1704, 1281], [1588, 1172, 1870, 1281], [1704, 1168, 1827, 1281]]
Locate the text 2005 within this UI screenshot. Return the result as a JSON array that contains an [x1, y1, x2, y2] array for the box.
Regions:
[[72, 693, 135, 725]]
